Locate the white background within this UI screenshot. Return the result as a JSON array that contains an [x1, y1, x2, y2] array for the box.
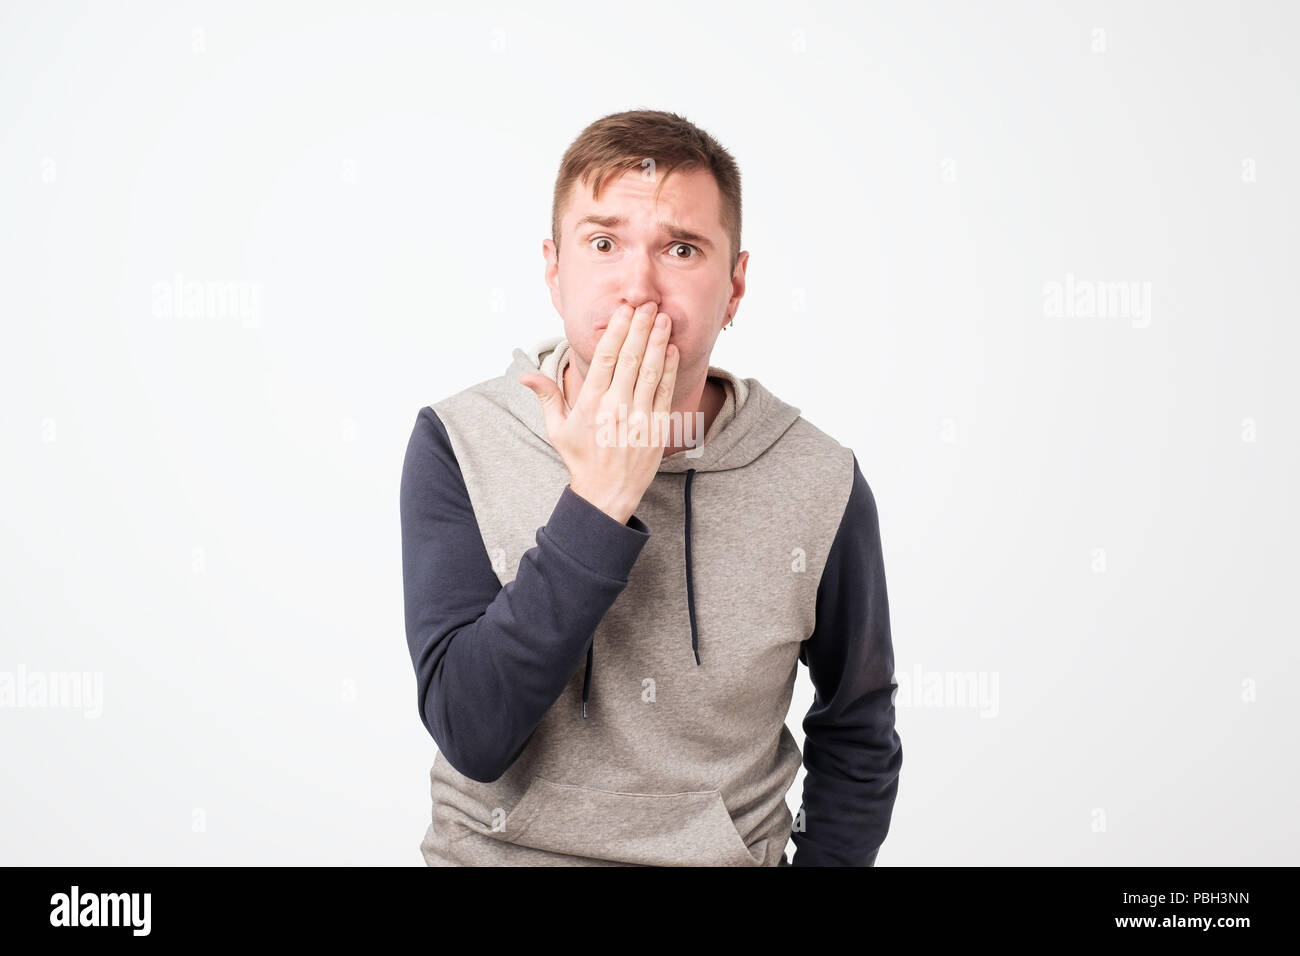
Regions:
[[2, 0, 1296, 865]]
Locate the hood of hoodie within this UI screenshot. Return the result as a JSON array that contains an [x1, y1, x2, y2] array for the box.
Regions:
[[504, 335, 804, 717]]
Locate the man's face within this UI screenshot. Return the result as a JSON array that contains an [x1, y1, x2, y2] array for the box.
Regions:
[[543, 166, 748, 398]]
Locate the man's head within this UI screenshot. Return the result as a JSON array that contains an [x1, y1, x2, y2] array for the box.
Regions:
[[542, 110, 748, 403]]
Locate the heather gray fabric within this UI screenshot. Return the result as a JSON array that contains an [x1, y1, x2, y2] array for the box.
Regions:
[[419, 335, 854, 866]]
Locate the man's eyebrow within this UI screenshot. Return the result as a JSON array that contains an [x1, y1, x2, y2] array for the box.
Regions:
[[574, 213, 715, 249]]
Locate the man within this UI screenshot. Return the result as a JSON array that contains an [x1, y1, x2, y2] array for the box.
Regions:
[[400, 109, 902, 866]]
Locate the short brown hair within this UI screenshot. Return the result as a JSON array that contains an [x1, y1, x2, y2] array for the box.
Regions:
[[551, 109, 743, 273]]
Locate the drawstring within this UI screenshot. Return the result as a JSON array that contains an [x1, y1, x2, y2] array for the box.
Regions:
[[581, 467, 701, 718], [581, 640, 593, 719], [684, 468, 701, 666]]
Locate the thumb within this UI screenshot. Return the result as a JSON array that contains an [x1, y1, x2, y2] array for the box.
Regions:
[[518, 373, 567, 433]]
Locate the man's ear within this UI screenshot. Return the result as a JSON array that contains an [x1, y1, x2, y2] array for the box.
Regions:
[[542, 238, 563, 315], [724, 249, 749, 327]]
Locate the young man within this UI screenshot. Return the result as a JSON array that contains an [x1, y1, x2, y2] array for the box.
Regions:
[[400, 109, 902, 866]]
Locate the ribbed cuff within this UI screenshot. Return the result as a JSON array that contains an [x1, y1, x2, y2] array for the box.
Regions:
[[540, 485, 650, 582]]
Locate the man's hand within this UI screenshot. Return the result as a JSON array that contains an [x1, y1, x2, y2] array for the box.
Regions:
[[519, 301, 679, 524]]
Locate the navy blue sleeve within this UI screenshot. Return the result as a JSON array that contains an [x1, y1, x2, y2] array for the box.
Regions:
[[790, 455, 903, 866], [399, 406, 651, 783]]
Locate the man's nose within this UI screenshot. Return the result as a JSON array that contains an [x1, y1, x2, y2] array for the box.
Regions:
[[618, 247, 664, 312]]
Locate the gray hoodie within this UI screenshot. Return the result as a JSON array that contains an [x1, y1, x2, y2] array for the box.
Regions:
[[400, 335, 902, 866]]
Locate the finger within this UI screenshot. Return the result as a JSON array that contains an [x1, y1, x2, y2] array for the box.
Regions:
[[632, 311, 670, 422], [579, 304, 635, 403], [609, 301, 658, 408], [518, 373, 566, 436], [653, 343, 680, 445]]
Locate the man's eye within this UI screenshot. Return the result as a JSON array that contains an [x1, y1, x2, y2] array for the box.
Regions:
[[590, 237, 614, 253], [669, 243, 698, 259]]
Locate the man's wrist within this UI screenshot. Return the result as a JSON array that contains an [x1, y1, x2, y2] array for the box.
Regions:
[[567, 482, 634, 525]]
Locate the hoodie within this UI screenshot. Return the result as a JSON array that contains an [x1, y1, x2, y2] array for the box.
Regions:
[[400, 335, 902, 866]]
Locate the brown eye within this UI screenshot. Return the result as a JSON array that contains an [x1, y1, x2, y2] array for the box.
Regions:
[[670, 243, 697, 259], [591, 237, 613, 253]]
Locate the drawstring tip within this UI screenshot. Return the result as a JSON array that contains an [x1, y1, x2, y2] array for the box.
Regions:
[[693, 648, 701, 665], [582, 700, 588, 719]]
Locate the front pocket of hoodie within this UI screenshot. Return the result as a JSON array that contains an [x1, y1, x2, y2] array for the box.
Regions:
[[500, 775, 766, 867]]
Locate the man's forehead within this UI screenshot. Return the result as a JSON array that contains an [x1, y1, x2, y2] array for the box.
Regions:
[[575, 164, 715, 199], [566, 171, 720, 230]]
